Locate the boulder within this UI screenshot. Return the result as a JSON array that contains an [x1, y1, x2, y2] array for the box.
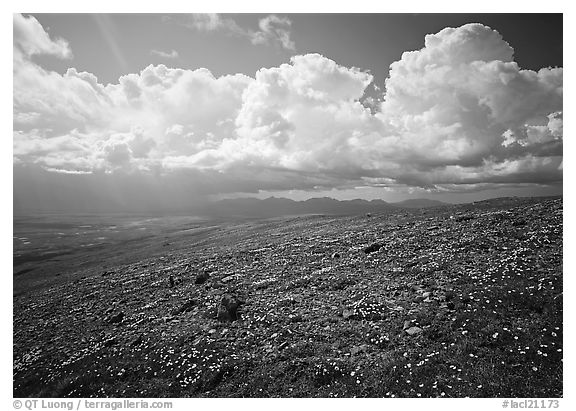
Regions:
[[216, 293, 243, 322]]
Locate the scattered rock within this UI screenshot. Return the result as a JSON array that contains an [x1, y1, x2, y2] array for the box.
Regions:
[[221, 274, 239, 284], [405, 326, 423, 336], [350, 344, 369, 355], [342, 308, 354, 319], [195, 271, 210, 285], [103, 337, 117, 347], [171, 299, 196, 316], [290, 314, 303, 323], [129, 335, 143, 347], [105, 312, 124, 324], [363, 242, 382, 254]]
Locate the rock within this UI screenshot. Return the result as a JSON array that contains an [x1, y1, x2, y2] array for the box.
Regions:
[[221, 274, 239, 284], [351, 344, 369, 355], [405, 326, 423, 336], [363, 243, 382, 254], [169, 275, 175, 287], [171, 299, 196, 316], [332, 252, 341, 259], [290, 314, 303, 323], [106, 312, 124, 324], [342, 309, 355, 319], [130, 335, 143, 347], [422, 292, 431, 298], [195, 271, 210, 285], [103, 337, 117, 347], [216, 293, 242, 322], [513, 219, 527, 227], [403, 320, 412, 330]]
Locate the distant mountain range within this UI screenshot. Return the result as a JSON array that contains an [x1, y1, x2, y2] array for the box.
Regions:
[[196, 197, 448, 218], [392, 198, 448, 208]]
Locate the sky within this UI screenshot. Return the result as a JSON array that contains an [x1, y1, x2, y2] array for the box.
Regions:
[[13, 13, 563, 212]]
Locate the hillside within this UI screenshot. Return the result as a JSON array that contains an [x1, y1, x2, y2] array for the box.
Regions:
[[13, 196, 562, 397]]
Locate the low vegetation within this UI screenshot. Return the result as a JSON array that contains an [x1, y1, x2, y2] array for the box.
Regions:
[[13, 197, 562, 397]]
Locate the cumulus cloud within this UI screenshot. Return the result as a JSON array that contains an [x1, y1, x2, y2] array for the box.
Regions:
[[150, 49, 179, 59], [13, 13, 72, 59], [251, 15, 295, 50], [13, 17, 562, 199], [377, 23, 562, 182], [167, 13, 296, 51], [178, 13, 244, 34]]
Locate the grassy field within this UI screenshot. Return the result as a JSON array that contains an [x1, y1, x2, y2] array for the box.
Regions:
[[13, 197, 562, 397]]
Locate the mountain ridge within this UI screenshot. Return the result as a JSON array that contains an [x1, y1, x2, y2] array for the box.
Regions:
[[197, 197, 449, 218]]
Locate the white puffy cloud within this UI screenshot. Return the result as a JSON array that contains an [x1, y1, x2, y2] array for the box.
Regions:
[[13, 13, 72, 59], [150, 49, 179, 59], [167, 13, 296, 51], [251, 15, 295, 50], [179, 13, 244, 34], [377, 23, 562, 182], [13, 17, 562, 198]]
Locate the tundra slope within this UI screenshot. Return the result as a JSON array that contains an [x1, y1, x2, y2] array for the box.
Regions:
[[13, 196, 562, 397]]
